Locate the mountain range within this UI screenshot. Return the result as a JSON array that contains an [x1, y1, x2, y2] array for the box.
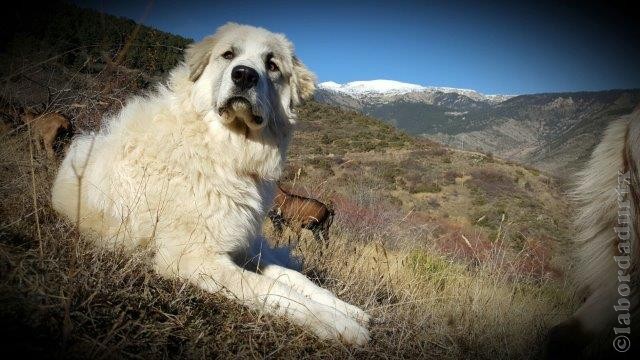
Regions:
[[316, 80, 640, 175]]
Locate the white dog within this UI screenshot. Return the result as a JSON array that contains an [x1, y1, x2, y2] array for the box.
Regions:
[[51, 23, 370, 345]]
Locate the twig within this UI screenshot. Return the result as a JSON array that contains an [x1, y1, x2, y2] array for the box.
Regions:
[[27, 123, 43, 257]]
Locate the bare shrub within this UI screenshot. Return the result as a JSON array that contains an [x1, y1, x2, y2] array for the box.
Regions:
[[468, 168, 519, 198]]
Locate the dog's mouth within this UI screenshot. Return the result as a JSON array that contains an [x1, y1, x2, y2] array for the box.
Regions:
[[218, 97, 264, 129]]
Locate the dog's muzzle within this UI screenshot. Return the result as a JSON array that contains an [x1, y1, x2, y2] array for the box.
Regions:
[[218, 97, 264, 129]]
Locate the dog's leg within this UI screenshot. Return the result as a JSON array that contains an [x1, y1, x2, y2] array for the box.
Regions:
[[294, 226, 302, 244], [273, 221, 284, 246], [312, 227, 322, 243], [321, 226, 330, 247], [268, 211, 284, 242], [154, 247, 370, 345], [43, 130, 57, 159], [31, 132, 44, 157], [260, 262, 371, 326]]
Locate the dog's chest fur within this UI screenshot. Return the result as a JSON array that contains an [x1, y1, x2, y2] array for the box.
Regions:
[[97, 87, 285, 253]]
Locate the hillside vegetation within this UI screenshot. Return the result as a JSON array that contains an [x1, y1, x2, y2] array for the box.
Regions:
[[2, 2, 192, 79], [1, 3, 578, 359], [316, 85, 640, 175]]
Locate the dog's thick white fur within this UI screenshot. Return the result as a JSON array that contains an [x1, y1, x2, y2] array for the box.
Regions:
[[546, 107, 639, 355], [51, 23, 370, 345]]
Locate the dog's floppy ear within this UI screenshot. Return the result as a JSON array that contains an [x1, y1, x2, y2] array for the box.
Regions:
[[185, 35, 218, 82], [290, 56, 316, 107]]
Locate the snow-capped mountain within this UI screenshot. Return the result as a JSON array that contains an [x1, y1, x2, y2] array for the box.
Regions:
[[315, 80, 640, 176], [318, 79, 515, 104], [319, 80, 426, 96]]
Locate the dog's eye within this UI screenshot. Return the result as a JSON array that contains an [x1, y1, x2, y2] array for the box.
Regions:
[[267, 60, 279, 72], [222, 51, 234, 60]]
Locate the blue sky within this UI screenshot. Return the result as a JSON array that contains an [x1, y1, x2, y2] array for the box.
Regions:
[[77, 0, 640, 95]]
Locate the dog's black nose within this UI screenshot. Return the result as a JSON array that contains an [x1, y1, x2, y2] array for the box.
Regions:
[[231, 65, 259, 90]]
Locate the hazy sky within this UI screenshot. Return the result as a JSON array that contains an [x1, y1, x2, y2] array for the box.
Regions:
[[76, 0, 640, 95]]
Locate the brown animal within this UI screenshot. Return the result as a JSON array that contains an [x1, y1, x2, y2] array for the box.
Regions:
[[545, 108, 640, 358], [21, 109, 72, 159], [268, 185, 335, 246]]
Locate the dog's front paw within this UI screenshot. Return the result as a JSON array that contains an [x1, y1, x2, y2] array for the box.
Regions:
[[310, 307, 370, 346], [331, 316, 370, 346], [346, 305, 371, 326]]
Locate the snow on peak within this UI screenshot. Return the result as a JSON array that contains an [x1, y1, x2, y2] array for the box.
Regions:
[[318, 81, 342, 90], [318, 80, 515, 103], [318, 79, 426, 95]]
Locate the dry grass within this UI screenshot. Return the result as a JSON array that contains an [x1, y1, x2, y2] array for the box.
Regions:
[[0, 118, 579, 359]]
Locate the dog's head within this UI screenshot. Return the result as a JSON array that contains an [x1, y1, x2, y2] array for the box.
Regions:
[[185, 23, 315, 131]]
